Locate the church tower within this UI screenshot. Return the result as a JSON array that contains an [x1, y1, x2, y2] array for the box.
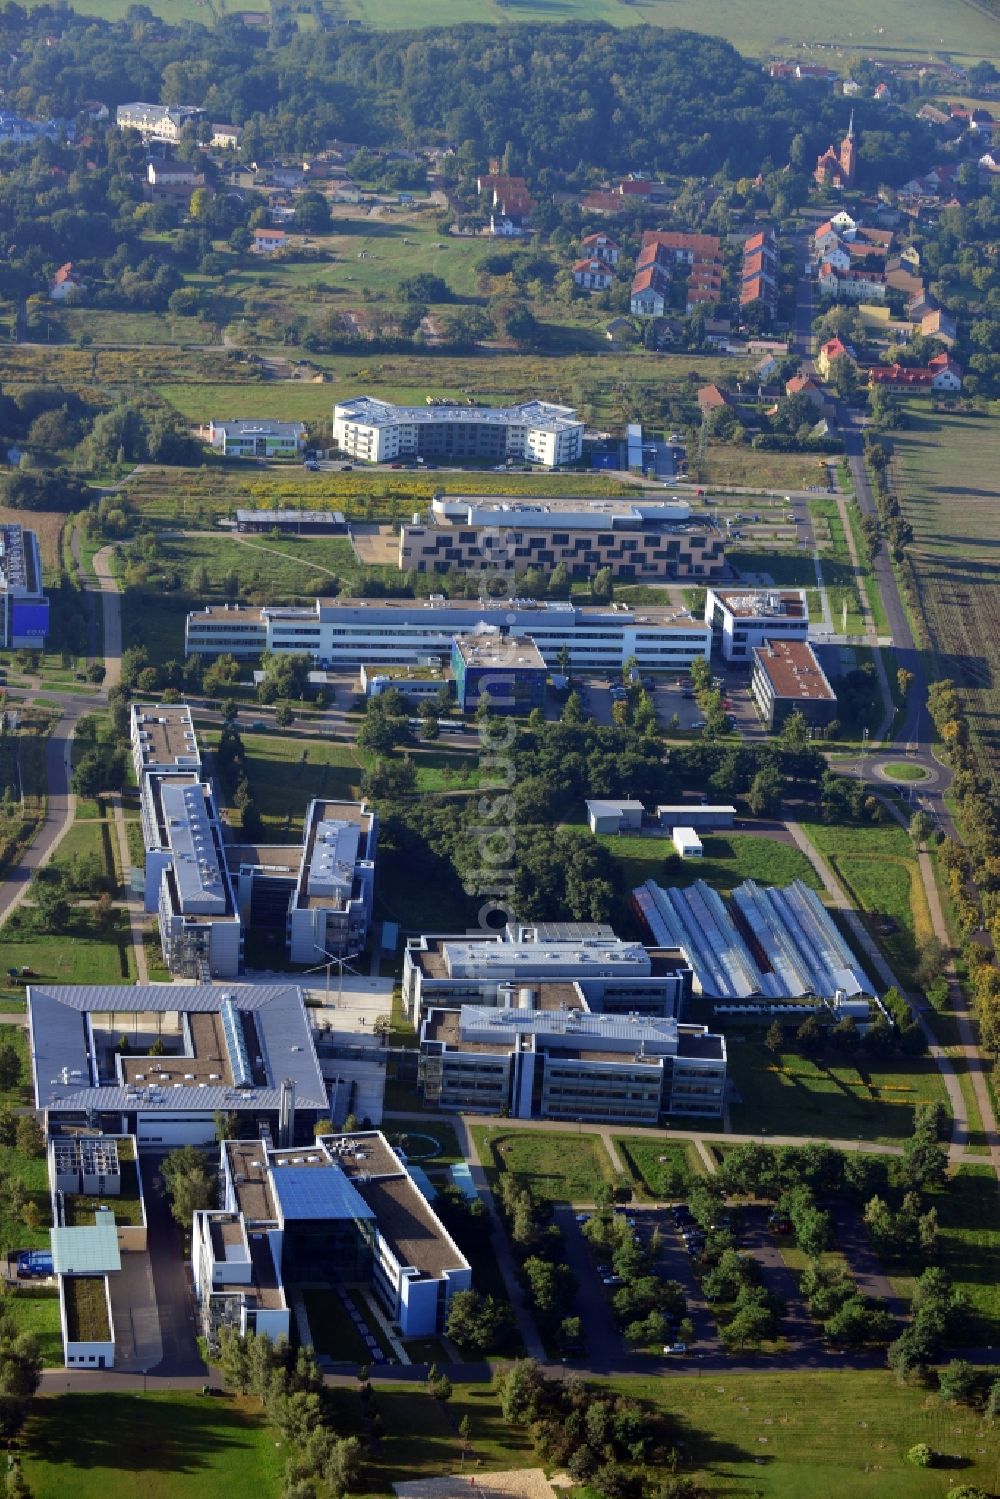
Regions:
[[839, 110, 857, 187]]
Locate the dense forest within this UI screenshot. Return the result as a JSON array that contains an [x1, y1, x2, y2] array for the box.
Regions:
[[0, 7, 927, 182]]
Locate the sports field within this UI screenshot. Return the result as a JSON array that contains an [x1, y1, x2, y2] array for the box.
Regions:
[[890, 405, 1000, 781]]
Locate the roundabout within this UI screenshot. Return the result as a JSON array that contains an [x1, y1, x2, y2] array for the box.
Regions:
[[879, 760, 931, 783]]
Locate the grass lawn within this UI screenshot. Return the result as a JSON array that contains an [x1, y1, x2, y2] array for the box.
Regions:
[[0, 911, 135, 986], [0, 1022, 29, 1105], [4, 1287, 63, 1366], [881, 761, 929, 782], [471, 1126, 614, 1204], [614, 1137, 704, 1199], [726, 1042, 950, 1144], [21, 1393, 283, 1499], [303, 1289, 373, 1364], [49, 817, 119, 886], [890, 1164, 1000, 1345], [800, 818, 931, 990], [599, 830, 822, 898], [206, 732, 364, 833], [605, 1368, 1000, 1499], [383, 1120, 464, 1168], [0, 1143, 52, 1253]]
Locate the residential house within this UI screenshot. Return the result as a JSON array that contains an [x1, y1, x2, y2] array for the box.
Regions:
[[816, 336, 857, 379], [116, 102, 204, 142], [921, 308, 958, 347], [49, 262, 85, 301], [252, 228, 287, 255], [697, 384, 735, 415], [477, 173, 535, 224], [868, 364, 933, 392], [572, 257, 614, 291], [147, 160, 204, 189], [785, 374, 832, 415], [927, 353, 963, 391], [488, 214, 525, 238], [817, 263, 886, 302], [581, 232, 620, 265], [884, 256, 924, 299], [210, 124, 241, 149]]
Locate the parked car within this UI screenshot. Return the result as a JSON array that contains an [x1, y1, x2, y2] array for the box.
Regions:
[[663, 1342, 688, 1355], [575, 1213, 590, 1224], [602, 1274, 624, 1287]]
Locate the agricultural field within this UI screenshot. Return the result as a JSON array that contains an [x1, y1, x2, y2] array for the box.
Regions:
[[21, 0, 1000, 63], [891, 404, 1000, 782]]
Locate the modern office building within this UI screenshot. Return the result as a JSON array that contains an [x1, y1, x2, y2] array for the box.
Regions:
[[633, 878, 875, 1014], [207, 420, 306, 459], [419, 996, 726, 1122], [704, 587, 809, 663], [235, 510, 346, 535], [116, 102, 205, 140], [27, 982, 329, 1146], [750, 639, 838, 731], [131, 703, 240, 977], [286, 800, 378, 962], [398, 495, 725, 580], [359, 662, 451, 701], [0, 523, 48, 648], [332, 397, 584, 468], [132, 706, 378, 970], [402, 926, 690, 1029], [193, 1131, 471, 1348], [185, 596, 713, 674], [450, 633, 547, 713]]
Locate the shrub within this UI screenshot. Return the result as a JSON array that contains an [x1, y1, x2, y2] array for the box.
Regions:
[[906, 1443, 935, 1468]]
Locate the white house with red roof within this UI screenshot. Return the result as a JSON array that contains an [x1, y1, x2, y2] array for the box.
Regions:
[[49, 262, 85, 300], [581, 232, 619, 266], [573, 257, 614, 291], [927, 353, 963, 391]]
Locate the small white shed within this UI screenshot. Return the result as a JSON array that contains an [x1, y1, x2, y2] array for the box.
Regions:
[[672, 826, 703, 859]]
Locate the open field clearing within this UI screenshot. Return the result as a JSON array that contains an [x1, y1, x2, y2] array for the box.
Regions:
[[22, 1393, 283, 1499], [23, 0, 999, 61], [471, 1125, 615, 1203], [726, 1041, 950, 1143], [598, 831, 822, 898], [891, 404, 1000, 782]]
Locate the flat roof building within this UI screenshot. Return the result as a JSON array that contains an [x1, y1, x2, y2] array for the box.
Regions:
[[0, 523, 48, 648], [27, 982, 328, 1148], [208, 420, 306, 460], [235, 510, 346, 535], [705, 587, 809, 663], [193, 1131, 470, 1347], [287, 799, 378, 963], [333, 396, 584, 468], [185, 596, 712, 674], [419, 999, 725, 1122], [451, 632, 547, 713], [399, 494, 725, 581], [586, 799, 644, 835], [751, 639, 838, 731], [403, 927, 690, 1030]]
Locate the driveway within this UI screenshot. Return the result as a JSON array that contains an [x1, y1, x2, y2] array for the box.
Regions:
[[740, 1206, 819, 1354], [639, 1205, 718, 1353], [141, 1154, 206, 1376], [553, 1206, 625, 1369], [829, 1201, 904, 1321]]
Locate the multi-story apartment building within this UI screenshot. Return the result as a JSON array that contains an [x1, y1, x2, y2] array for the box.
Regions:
[[704, 588, 809, 663], [115, 102, 205, 140], [398, 495, 725, 581], [630, 231, 724, 317], [185, 596, 713, 675], [332, 397, 584, 467], [0, 524, 48, 648], [418, 999, 726, 1123]]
